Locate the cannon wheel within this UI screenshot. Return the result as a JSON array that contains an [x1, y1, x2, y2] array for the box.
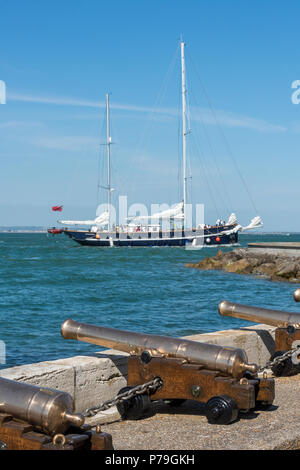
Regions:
[[270, 351, 300, 377], [116, 386, 151, 420], [205, 395, 239, 425]]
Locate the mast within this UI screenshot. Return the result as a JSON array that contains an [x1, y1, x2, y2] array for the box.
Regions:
[[180, 39, 187, 228], [106, 93, 111, 232]]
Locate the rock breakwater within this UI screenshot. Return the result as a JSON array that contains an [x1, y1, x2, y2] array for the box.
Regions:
[[186, 248, 300, 283]]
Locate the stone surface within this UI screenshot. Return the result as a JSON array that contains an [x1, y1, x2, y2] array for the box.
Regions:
[[0, 361, 75, 395], [100, 374, 300, 450], [224, 258, 252, 274], [54, 351, 128, 412], [187, 325, 275, 365]]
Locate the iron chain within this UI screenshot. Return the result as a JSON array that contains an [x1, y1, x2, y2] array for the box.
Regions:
[[82, 377, 163, 418], [258, 346, 300, 373], [83, 348, 300, 417]]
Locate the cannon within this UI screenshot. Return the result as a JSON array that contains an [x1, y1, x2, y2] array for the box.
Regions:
[[219, 300, 300, 377], [0, 377, 113, 450], [61, 319, 275, 425]]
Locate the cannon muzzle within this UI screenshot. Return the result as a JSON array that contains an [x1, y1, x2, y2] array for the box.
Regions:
[[0, 377, 84, 435], [61, 319, 257, 379], [294, 289, 300, 302], [218, 300, 300, 327]]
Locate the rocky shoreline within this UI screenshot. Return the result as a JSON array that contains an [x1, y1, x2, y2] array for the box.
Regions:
[[186, 248, 300, 283]]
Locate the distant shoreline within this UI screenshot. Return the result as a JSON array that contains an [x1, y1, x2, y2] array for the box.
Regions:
[[0, 230, 47, 233], [0, 230, 299, 235]]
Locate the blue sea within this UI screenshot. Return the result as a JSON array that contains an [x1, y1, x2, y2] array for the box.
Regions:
[[0, 232, 299, 369]]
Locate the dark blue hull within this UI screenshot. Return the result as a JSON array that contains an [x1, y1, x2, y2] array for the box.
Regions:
[[63, 226, 238, 247]]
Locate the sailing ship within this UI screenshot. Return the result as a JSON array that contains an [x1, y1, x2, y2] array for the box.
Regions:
[[59, 40, 262, 247]]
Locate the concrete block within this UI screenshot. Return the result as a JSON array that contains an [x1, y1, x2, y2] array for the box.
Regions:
[[0, 361, 75, 396], [54, 351, 128, 412], [186, 324, 276, 366]]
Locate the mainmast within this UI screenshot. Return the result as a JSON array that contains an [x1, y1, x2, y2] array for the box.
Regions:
[[106, 93, 111, 232], [180, 39, 187, 228]]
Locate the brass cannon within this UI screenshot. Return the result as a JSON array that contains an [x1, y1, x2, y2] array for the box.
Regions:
[[61, 319, 274, 425], [0, 377, 113, 450], [219, 294, 300, 377]]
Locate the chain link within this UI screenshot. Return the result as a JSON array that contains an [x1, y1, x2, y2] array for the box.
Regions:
[[258, 346, 300, 373], [82, 377, 163, 418], [84, 348, 300, 417]]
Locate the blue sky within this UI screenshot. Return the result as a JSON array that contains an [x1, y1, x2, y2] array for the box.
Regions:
[[0, 0, 300, 230]]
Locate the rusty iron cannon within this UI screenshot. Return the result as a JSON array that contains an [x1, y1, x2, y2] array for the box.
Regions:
[[0, 377, 113, 450], [219, 297, 300, 377], [61, 319, 275, 425]]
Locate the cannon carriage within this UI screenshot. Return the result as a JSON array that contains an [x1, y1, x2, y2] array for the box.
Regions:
[[61, 319, 274, 425]]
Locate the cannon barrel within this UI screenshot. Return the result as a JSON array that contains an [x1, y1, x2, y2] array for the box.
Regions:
[[0, 377, 84, 435], [61, 319, 258, 379], [294, 289, 300, 302], [219, 300, 300, 327]]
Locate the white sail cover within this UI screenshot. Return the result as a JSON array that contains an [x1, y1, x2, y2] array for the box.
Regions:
[[226, 213, 237, 226], [222, 215, 263, 235], [59, 211, 109, 226], [131, 202, 184, 221], [187, 214, 263, 249]]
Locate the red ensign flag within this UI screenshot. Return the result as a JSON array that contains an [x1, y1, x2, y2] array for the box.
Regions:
[[52, 205, 63, 212]]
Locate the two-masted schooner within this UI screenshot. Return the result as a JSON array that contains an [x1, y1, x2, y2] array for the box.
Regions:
[[59, 40, 262, 247]]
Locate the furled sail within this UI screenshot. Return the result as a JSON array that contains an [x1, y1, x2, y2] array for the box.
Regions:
[[131, 202, 184, 221], [222, 215, 263, 235], [59, 211, 109, 226], [226, 213, 237, 226]]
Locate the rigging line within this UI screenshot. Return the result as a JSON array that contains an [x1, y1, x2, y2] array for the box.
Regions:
[[188, 85, 233, 214], [129, 43, 180, 195], [189, 106, 231, 215], [190, 140, 221, 220], [62, 108, 103, 208], [97, 106, 108, 207], [97, 144, 106, 207], [187, 148, 193, 218], [183, 62, 221, 219], [189, 132, 222, 219], [186, 53, 232, 214], [187, 93, 228, 217], [186, 50, 259, 215], [108, 107, 119, 209]]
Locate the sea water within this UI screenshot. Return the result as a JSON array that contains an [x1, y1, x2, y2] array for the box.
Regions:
[[0, 232, 299, 369]]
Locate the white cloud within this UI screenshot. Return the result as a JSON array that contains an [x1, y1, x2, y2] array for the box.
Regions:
[[7, 91, 286, 133], [191, 108, 286, 133], [32, 136, 100, 151], [0, 121, 43, 129]]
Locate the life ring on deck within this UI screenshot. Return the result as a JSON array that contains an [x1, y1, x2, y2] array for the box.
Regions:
[[216, 236, 221, 243]]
